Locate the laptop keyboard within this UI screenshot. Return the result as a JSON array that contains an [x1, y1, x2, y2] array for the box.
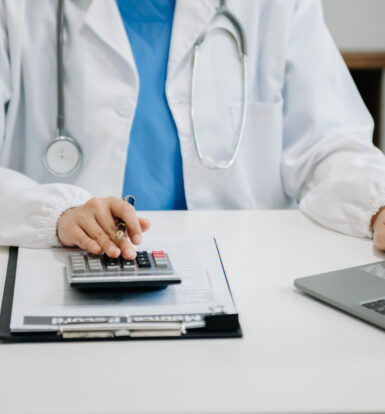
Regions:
[[362, 299, 385, 315]]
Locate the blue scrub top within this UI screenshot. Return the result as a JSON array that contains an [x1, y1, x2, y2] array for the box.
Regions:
[[117, 0, 187, 210]]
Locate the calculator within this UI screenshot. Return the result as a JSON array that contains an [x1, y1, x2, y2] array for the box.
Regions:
[[65, 250, 181, 290]]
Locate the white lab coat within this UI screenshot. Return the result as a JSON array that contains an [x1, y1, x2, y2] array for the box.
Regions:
[[0, 0, 385, 247]]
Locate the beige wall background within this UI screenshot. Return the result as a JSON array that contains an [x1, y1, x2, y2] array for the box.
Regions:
[[322, 0, 385, 51], [322, 0, 385, 150]]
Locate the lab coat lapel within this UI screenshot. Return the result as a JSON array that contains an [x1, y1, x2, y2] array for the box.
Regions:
[[168, 0, 216, 79], [83, 0, 136, 75]]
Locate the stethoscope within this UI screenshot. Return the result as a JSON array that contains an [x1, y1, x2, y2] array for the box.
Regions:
[[190, 0, 248, 169], [44, 0, 247, 177], [44, 0, 82, 177]]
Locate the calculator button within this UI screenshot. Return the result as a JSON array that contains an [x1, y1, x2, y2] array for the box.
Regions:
[[71, 262, 86, 269], [137, 260, 151, 268], [87, 258, 103, 273], [137, 259, 150, 264], [72, 263, 85, 268], [70, 256, 85, 264], [137, 252, 149, 258], [105, 264, 120, 272], [70, 255, 86, 273], [123, 259, 135, 265], [106, 266, 119, 272], [87, 255, 102, 263], [122, 259, 135, 271], [88, 259, 101, 266], [71, 265, 86, 273], [71, 257, 84, 263], [152, 251, 165, 258], [154, 258, 168, 267], [102, 256, 120, 272], [103, 256, 118, 265], [89, 267, 102, 273]]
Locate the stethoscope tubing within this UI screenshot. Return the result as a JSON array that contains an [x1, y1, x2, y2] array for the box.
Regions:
[[190, 1, 248, 169], [56, 0, 65, 136]]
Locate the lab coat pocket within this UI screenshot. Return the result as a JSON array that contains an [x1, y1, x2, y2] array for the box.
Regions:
[[229, 99, 288, 208]]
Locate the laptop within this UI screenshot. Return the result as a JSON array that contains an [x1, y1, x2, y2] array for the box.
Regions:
[[294, 261, 385, 330]]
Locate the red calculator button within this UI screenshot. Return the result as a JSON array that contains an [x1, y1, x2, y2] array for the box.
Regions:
[[152, 251, 165, 258]]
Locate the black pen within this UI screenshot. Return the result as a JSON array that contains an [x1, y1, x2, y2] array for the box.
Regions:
[[115, 195, 135, 240]]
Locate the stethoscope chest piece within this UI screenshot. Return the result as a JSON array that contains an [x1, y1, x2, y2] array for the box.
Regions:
[[44, 135, 82, 177]]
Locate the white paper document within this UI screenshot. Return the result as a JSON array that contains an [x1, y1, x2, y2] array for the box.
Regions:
[[10, 232, 237, 332]]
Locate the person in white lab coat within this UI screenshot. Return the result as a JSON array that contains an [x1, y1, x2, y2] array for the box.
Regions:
[[1, 0, 385, 260]]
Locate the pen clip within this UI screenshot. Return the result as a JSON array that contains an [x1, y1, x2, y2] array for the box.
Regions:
[[123, 195, 136, 205]]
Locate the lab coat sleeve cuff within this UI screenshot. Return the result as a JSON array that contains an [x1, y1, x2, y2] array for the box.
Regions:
[[41, 185, 92, 247]]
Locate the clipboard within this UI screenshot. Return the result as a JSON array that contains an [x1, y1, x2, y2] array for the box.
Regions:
[[0, 246, 242, 342]]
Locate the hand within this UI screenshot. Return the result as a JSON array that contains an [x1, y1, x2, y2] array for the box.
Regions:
[[57, 196, 151, 259], [372, 206, 385, 250]]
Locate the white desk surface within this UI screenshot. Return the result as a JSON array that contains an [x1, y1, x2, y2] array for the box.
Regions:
[[1, 210, 385, 414]]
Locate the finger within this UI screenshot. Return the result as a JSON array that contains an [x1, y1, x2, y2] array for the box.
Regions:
[[374, 227, 385, 251], [139, 217, 151, 232], [81, 218, 121, 258], [94, 208, 136, 259], [110, 199, 142, 245], [71, 227, 102, 255], [119, 238, 137, 260], [372, 206, 385, 230]]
